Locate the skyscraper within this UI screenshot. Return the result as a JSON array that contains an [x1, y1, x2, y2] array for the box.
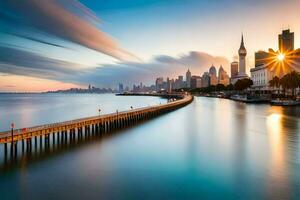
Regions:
[[186, 69, 191, 88], [230, 61, 238, 78], [201, 72, 210, 88], [155, 77, 164, 91], [209, 65, 218, 86], [218, 65, 230, 86], [238, 34, 247, 76], [191, 76, 201, 89], [279, 29, 294, 52]]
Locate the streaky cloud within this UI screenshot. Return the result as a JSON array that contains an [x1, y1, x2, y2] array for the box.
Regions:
[[4, 31, 70, 49], [0, 46, 83, 79], [1, 0, 139, 62]]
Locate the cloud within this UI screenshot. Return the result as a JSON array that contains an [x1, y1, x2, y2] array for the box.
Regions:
[[0, 44, 229, 88], [74, 51, 230, 87], [1, 0, 138, 61], [0, 46, 83, 79]]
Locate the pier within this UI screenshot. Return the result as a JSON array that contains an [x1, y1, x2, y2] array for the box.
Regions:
[[0, 94, 193, 162]]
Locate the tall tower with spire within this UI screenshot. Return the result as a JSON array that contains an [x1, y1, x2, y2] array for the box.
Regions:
[[238, 34, 247, 76]]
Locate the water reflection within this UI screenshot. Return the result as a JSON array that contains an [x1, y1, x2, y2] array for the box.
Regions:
[[0, 96, 299, 199]]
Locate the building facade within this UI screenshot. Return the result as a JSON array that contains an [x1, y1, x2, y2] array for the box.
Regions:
[[218, 66, 230, 86], [186, 69, 191, 88], [230, 61, 238, 78], [279, 29, 294, 52], [250, 65, 275, 88], [191, 76, 202, 89], [209, 65, 218, 86], [201, 72, 210, 88]]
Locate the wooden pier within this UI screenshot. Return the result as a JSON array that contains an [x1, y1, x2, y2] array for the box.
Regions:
[[0, 94, 193, 160]]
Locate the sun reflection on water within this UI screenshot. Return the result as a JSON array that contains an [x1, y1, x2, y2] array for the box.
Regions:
[[266, 110, 289, 199]]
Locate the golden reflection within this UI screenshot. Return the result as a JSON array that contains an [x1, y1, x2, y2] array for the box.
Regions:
[[266, 108, 289, 198]]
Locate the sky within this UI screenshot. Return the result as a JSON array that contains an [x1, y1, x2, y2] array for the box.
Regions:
[[0, 0, 300, 92]]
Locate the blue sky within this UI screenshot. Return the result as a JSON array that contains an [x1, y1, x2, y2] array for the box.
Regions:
[[0, 0, 300, 91]]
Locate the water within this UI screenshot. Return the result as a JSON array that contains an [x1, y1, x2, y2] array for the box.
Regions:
[[0, 95, 300, 199], [0, 93, 167, 132]]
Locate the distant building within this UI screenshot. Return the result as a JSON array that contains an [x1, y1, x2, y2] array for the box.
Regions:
[[218, 66, 230, 86], [155, 77, 164, 91], [238, 34, 247, 76], [279, 29, 294, 52], [209, 65, 218, 86], [178, 75, 184, 88], [191, 76, 202, 89], [231, 34, 249, 84], [201, 72, 210, 88], [118, 83, 124, 93], [125, 86, 129, 92], [230, 61, 239, 78], [186, 69, 191, 88]]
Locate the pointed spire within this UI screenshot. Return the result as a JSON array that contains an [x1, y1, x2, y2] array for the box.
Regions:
[[240, 33, 245, 49]]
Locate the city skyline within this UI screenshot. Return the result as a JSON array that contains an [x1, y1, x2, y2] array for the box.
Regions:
[[1, 0, 300, 92]]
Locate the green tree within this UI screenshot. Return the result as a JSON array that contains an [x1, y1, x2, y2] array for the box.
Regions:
[[234, 78, 253, 91], [280, 71, 300, 97]]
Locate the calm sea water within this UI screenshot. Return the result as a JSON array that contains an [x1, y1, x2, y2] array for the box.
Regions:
[[0, 94, 300, 199], [0, 93, 167, 132]]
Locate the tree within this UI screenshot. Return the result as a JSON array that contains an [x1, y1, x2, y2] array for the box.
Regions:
[[226, 84, 234, 91], [216, 84, 226, 91], [269, 76, 280, 88], [234, 78, 253, 91], [280, 71, 300, 97]]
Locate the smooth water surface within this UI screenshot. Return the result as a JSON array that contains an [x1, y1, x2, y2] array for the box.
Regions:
[[0, 93, 166, 132], [0, 96, 300, 199]]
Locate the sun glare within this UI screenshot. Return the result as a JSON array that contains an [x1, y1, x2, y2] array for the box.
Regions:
[[277, 53, 285, 61]]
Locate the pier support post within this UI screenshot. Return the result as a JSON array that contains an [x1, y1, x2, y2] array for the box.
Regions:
[[22, 139, 25, 154], [52, 133, 55, 146], [14, 141, 17, 160], [4, 143, 7, 163], [40, 135, 43, 151]]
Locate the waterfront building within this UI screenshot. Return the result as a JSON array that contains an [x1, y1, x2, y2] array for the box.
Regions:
[[186, 69, 191, 88], [209, 65, 218, 86], [201, 72, 210, 88], [250, 65, 274, 88], [191, 76, 202, 89], [218, 66, 230, 86], [250, 29, 300, 89]]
